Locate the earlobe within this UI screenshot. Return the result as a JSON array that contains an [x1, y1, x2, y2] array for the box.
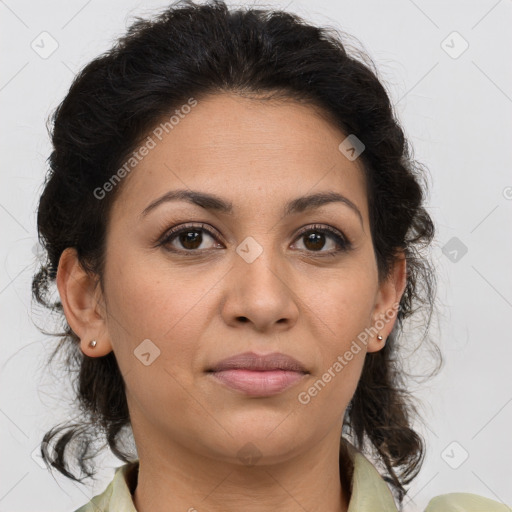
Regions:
[[56, 247, 113, 357], [367, 253, 407, 353]]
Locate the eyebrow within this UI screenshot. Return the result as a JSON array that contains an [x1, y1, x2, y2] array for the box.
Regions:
[[140, 189, 363, 225]]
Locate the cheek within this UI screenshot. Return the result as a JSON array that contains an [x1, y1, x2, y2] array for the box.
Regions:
[[297, 282, 371, 421], [105, 254, 211, 424], [300, 268, 376, 407], [104, 249, 228, 395], [106, 249, 215, 338], [306, 271, 376, 342], [295, 323, 366, 431]]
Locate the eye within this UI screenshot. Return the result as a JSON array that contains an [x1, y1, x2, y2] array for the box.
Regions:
[[292, 224, 351, 256], [158, 222, 351, 257], [158, 223, 223, 253]]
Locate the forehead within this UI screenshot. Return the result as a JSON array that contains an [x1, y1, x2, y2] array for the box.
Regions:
[[111, 93, 368, 221]]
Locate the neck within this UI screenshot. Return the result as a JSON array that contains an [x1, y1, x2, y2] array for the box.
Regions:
[[132, 437, 352, 512]]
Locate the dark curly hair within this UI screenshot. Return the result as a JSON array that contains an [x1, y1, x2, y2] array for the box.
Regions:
[[32, 0, 440, 506]]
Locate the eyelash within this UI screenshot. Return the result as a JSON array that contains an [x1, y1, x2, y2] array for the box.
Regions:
[[157, 222, 352, 258]]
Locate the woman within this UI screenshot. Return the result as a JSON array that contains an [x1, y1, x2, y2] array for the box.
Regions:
[[32, 1, 510, 510]]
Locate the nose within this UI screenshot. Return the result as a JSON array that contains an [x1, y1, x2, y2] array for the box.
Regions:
[[220, 241, 299, 333]]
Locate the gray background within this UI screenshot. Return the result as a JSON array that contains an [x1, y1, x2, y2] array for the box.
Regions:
[[1, 0, 511, 511]]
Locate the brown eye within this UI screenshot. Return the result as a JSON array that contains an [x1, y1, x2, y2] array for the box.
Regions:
[[159, 223, 222, 253], [293, 225, 351, 256], [177, 230, 204, 250], [302, 231, 328, 251]]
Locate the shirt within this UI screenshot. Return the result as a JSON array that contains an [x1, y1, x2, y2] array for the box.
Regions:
[[73, 443, 511, 512]]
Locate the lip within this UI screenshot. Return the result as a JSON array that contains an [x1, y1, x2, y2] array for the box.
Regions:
[[209, 369, 307, 397], [207, 351, 309, 397], [208, 351, 308, 373]]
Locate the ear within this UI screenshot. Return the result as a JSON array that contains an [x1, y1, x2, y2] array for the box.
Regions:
[[366, 251, 407, 353], [56, 247, 113, 357]]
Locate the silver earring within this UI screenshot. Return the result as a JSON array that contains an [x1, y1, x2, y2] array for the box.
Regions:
[[377, 335, 383, 341], [88, 339, 97, 348]]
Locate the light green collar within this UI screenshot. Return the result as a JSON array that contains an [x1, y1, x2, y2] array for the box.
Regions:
[[345, 443, 399, 511]]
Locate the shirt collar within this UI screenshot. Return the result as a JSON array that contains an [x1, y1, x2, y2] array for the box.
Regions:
[[345, 442, 399, 511]]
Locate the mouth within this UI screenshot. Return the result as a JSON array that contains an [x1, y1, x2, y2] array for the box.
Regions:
[[208, 369, 307, 397], [206, 351, 309, 397]]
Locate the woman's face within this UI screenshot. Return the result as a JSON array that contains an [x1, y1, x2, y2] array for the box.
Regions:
[[61, 93, 404, 466]]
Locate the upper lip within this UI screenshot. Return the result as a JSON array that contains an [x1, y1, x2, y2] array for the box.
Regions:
[[208, 351, 309, 373]]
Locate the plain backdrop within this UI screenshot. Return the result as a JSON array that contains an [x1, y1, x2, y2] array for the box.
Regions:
[[1, 0, 511, 511]]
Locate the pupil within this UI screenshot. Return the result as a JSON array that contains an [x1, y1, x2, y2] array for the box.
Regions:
[[181, 231, 201, 249], [305, 232, 324, 251]]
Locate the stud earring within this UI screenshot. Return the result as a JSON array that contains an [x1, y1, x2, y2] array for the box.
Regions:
[[377, 335, 383, 341], [88, 339, 97, 348]]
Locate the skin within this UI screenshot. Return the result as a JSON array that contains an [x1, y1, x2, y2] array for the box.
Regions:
[[57, 93, 406, 512]]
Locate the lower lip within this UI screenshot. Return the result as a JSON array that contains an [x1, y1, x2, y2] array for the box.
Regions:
[[209, 369, 307, 397]]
